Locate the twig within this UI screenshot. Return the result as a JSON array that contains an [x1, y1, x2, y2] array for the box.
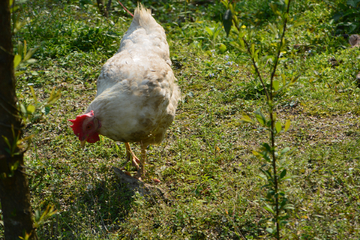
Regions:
[[269, 1, 292, 101], [116, 0, 134, 17], [242, 39, 270, 101]]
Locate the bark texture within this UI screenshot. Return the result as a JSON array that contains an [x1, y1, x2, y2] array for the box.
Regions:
[[0, 0, 37, 239]]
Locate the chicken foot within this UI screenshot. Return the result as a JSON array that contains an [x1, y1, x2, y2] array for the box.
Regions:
[[124, 142, 140, 169], [122, 142, 148, 181]]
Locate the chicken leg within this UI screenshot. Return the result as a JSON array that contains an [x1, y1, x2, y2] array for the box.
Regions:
[[136, 141, 147, 180], [124, 142, 140, 169], [123, 142, 148, 180]]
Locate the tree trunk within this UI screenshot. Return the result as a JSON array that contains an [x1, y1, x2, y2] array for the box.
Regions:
[[0, 0, 37, 239]]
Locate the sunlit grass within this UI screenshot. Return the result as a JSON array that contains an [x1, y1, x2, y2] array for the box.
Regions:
[[2, 0, 360, 239]]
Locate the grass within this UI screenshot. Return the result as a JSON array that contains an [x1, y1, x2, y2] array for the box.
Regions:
[[2, 0, 360, 239]]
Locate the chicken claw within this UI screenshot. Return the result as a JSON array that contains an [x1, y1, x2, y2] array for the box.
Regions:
[[125, 142, 140, 169]]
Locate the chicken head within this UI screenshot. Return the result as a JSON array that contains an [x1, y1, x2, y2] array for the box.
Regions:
[[69, 110, 101, 147]]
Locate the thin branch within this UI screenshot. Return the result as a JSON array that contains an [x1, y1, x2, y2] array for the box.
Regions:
[[242, 38, 270, 101], [116, 0, 134, 17], [270, 111, 279, 239], [269, 1, 292, 101]]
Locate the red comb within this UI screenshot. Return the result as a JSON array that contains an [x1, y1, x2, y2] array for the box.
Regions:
[[69, 111, 94, 138]]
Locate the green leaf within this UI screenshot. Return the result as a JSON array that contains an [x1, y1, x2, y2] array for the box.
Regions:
[[17, 41, 23, 56], [264, 203, 275, 214], [19, 103, 27, 116], [230, 41, 241, 50], [14, 20, 26, 33], [239, 38, 245, 49], [254, 49, 260, 62], [254, 108, 266, 126], [281, 74, 286, 85], [10, 161, 20, 172], [291, 75, 300, 84], [284, 119, 291, 132], [10, 6, 19, 13], [212, 25, 221, 41], [24, 47, 39, 61], [27, 105, 35, 114], [255, 114, 264, 126], [220, 0, 229, 8], [269, 2, 280, 15], [239, 28, 246, 38], [2, 136, 11, 149], [268, 23, 278, 38], [46, 87, 61, 105], [219, 43, 227, 53], [223, 9, 232, 37], [275, 121, 282, 133], [231, 24, 239, 34], [241, 114, 254, 123], [262, 143, 272, 152], [279, 199, 288, 210], [280, 147, 291, 155], [284, 204, 295, 210], [273, 80, 280, 91], [44, 106, 50, 115], [280, 169, 287, 179], [293, 20, 306, 28], [205, 27, 214, 37], [14, 54, 22, 69], [29, 86, 38, 103], [347, 0, 360, 8], [281, 176, 294, 181], [263, 154, 271, 162], [15, 71, 25, 77], [252, 150, 262, 157], [258, 173, 267, 181], [250, 43, 255, 55], [260, 168, 273, 180]]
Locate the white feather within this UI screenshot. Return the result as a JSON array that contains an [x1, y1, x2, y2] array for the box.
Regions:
[[86, 5, 180, 146]]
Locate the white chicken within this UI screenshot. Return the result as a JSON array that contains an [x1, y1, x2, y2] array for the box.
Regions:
[[69, 5, 180, 179]]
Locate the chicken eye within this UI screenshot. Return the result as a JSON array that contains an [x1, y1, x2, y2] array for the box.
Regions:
[[86, 125, 91, 129]]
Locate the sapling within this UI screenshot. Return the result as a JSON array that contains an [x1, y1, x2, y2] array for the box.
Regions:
[[221, 0, 297, 238]]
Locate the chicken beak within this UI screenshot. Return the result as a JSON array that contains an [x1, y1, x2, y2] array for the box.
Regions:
[[80, 139, 86, 149]]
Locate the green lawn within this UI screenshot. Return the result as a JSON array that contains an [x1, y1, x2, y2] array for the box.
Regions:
[[3, 0, 360, 239]]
